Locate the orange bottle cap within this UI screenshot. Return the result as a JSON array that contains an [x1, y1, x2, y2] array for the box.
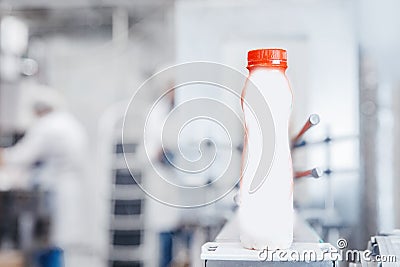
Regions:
[[247, 48, 287, 69]]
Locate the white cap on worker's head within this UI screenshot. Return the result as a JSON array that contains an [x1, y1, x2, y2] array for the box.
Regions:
[[32, 84, 66, 113]]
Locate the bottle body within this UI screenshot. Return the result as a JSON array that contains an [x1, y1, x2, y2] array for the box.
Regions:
[[239, 67, 293, 250]]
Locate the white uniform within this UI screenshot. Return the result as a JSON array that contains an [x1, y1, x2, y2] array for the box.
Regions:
[[3, 110, 88, 264]]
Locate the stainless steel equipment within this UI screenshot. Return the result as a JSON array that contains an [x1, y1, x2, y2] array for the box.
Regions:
[[201, 213, 337, 266], [361, 232, 400, 267]]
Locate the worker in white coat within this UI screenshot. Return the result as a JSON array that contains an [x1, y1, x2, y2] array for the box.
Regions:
[[0, 87, 89, 266]]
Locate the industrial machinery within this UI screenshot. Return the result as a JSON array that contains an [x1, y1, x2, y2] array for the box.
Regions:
[[201, 213, 337, 266], [360, 232, 400, 267]]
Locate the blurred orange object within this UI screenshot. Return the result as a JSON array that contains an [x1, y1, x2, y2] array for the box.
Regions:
[[0, 250, 24, 267]]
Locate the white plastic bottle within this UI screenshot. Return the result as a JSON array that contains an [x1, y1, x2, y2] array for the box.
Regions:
[[239, 48, 293, 250]]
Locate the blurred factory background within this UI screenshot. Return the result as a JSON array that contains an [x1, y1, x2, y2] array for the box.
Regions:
[[0, 0, 399, 266]]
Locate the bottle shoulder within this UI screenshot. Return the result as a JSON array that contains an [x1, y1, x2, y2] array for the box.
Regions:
[[248, 69, 289, 85], [245, 69, 293, 105]]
